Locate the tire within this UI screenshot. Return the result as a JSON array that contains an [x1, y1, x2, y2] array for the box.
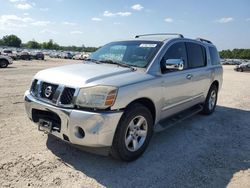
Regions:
[[239, 68, 243, 72], [0, 59, 8, 68], [110, 103, 153, 161], [201, 84, 218, 115]]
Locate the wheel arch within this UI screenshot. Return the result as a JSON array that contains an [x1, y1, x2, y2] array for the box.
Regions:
[[125, 97, 156, 125], [211, 80, 219, 90]]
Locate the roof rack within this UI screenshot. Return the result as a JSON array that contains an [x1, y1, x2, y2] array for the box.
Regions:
[[196, 38, 213, 44], [135, 33, 184, 39]]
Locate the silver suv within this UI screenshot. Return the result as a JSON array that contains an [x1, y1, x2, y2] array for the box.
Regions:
[[24, 33, 223, 161]]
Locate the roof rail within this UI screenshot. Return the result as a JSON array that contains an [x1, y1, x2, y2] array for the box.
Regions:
[[196, 38, 213, 44], [135, 33, 184, 39]]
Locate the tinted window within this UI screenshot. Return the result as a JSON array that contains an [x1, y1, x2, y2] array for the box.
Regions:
[[161, 42, 187, 73], [209, 47, 220, 65], [186, 42, 206, 68]]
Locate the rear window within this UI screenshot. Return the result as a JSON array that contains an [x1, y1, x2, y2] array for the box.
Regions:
[[209, 47, 220, 65], [186, 42, 206, 68]]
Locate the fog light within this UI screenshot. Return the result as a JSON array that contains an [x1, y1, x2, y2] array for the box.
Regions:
[[74, 126, 85, 139]]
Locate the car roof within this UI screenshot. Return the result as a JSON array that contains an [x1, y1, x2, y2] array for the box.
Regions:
[[115, 33, 216, 48]]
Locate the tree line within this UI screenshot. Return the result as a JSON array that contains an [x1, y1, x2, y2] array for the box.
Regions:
[[1, 34, 250, 58], [219, 49, 250, 59], [0, 34, 98, 52]]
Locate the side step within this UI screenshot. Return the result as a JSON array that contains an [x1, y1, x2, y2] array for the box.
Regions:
[[154, 104, 203, 132]]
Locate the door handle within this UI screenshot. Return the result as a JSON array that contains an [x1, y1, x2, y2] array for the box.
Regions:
[[186, 74, 193, 80]]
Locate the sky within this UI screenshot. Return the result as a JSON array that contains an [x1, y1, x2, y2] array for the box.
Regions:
[[0, 0, 250, 50]]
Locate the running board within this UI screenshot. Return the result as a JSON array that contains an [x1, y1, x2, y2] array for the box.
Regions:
[[154, 105, 203, 132]]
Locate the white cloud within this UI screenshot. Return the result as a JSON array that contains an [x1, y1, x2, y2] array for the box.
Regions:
[[216, 17, 234, 23], [22, 17, 33, 22], [70, 31, 83, 34], [117, 12, 131, 17], [62, 21, 76, 26], [9, 0, 26, 2], [16, 3, 32, 10], [131, 4, 144, 11], [91, 17, 102, 21], [23, 12, 29, 16], [40, 29, 57, 34], [0, 14, 33, 23], [103, 11, 116, 17], [40, 8, 49, 11], [103, 11, 132, 17], [31, 21, 51, 26], [164, 18, 173, 23], [0, 14, 33, 30]]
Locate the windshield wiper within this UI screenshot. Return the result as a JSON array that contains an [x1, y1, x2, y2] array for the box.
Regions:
[[85, 58, 102, 64], [100, 59, 137, 71]]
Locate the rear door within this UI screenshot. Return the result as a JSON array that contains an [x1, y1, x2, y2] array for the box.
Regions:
[[185, 42, 211, 100]]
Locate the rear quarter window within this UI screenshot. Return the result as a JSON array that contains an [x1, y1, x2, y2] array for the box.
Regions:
[[209, 47, 221, 65], [186, 42, 206, 68]]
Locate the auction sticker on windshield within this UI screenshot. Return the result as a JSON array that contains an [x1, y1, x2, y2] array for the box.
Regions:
[[139, 44, 157, 48]]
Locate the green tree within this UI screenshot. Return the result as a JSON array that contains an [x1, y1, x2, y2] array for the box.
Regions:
[[25, 40, 41, 49], [41, 39, 60, 50], [2, 34, 22, 47], [220, 49, 250, 59]]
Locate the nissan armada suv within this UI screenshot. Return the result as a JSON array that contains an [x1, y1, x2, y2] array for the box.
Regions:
[[24, 33, 223, 161]]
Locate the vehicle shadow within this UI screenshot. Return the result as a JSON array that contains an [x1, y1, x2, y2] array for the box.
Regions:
[[0, 66, 17, 69], [46, 105, 250, 188]]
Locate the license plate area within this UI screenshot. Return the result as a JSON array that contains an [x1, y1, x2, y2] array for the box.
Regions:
[[32, 109, 61, 133], [38, 119, 52, 133]]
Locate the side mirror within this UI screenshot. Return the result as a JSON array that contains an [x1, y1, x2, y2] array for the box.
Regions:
[[164, 59, 184, 71]]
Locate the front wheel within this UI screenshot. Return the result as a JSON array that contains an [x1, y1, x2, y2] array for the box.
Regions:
[[110, 103, 153, 161], [201, 84, 218, 115]]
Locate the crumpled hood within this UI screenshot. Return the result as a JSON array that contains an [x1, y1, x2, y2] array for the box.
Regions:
[[34, 63, 150, 88]]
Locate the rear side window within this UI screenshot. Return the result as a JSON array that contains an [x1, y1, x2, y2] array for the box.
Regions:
[[209, 47, 220, 65], [186, 42, 206, 68]]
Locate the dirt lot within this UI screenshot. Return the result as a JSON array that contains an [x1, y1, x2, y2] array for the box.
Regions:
[[0, 58, 249, 188]]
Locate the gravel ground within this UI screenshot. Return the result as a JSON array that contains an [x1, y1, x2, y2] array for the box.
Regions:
[[0, 59, 249, 188]]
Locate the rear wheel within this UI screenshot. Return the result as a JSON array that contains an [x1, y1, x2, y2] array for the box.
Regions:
[[201, 84, 218, 115], [110, 103, 153, 161], [0, 59, 8, 68]]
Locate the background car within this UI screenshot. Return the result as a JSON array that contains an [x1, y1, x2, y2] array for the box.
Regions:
[[234, 62, 250, 72], [18, 51, 31, 60], [60, 52, 73, 59], [72, 53, 89, 60], [0, 55, 13, 68], [1, 49, 18, 60], [31, 51, 45, 60]]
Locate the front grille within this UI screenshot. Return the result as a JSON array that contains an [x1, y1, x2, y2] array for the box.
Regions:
[[40, 82, 58, 101], [60, 87, 75, 105], [30, 79, 76, 107]]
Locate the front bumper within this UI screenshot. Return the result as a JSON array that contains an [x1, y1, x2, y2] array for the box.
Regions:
[[24, 90, 123, 148]]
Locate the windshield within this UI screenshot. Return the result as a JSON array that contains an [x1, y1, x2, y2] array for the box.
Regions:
[[90, 41, 163, 68]]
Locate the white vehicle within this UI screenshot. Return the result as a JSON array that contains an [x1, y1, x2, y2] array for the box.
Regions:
[[0, 55, 13, 68], [24, 33, 223, 161], [73, 53, 89, 60]]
